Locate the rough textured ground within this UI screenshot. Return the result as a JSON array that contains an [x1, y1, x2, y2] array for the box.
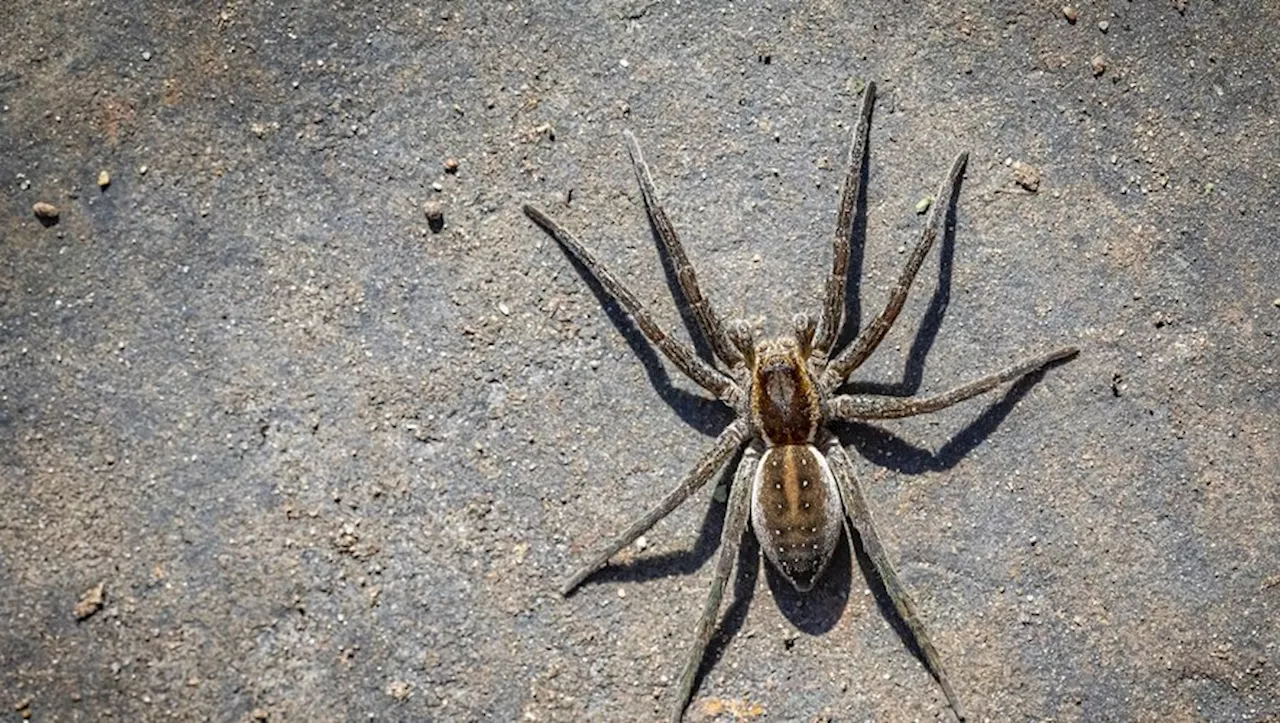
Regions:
[[2, 1, 1277, 721]]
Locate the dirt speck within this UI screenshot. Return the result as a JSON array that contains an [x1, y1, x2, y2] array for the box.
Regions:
[[693, 696, 765, 721], [1012, 161, 1042, 192], [424, 201, 445, 232], [73, 582, 106, 621], [386, 680, 411, 701], [32, 202, 59, 224]]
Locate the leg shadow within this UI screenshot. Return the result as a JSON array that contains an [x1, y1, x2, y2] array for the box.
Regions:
[[694, 521, 761, 692], [555, 247, 733, 437], [765, 528, 852, 635], [838, 360, 1072, 475], [843, 160, 963, 398], [581, 446, 743, 588]]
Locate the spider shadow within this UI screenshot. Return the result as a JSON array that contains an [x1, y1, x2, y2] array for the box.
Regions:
[[703, 369, 1066, 684], [638, 187, 722, 370], [589, 367, 1070, 698], [581, 449, 742, 588], [697, 523, 761, 681], [762, 531, 854, 634], [554, 248, 734, 437], [845, 519, 936, 668], [695, 500, 855, 694], [824, 361, 1070, 678], [837, 357, 1070, 475], [837, 144, 964, 399]]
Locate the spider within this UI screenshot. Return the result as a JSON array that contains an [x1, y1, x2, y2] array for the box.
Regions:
[[523, 82, 1077, 722]]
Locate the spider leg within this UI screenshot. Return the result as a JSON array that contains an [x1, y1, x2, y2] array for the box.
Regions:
[[812, 81, 876, 363], [559, 420, 750, 596], [625, 132, 744, 370], [822, 434, 968, 722], [820, 151, 969, 393], [524, 204, 740, 403], [670, 442, 760, 723], [827, 346, 1078, 421]]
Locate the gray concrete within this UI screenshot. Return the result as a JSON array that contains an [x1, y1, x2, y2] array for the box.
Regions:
[[2, 1, 1277, 720]]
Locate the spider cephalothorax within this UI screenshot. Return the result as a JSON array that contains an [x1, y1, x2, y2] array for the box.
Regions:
[[524, 81, 1076, 722], [745, 334, 821, 446]]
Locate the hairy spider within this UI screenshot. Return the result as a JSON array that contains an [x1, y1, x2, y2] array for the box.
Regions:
[[523, 82, 1077, 722]]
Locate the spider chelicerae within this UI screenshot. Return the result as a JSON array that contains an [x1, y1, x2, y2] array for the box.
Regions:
[[524, 82, 1077, 722]]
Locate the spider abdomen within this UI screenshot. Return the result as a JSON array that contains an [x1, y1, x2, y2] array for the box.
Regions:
[[750, 444, 844, 591]]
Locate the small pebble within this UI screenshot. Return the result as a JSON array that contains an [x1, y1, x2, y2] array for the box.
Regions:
[[74, 582, 106, 620], [1272, 298, 1280, 308], [1098, 20, 1109, 32], [97, 170, 111, 188], [1012, 161, 1042, 192], [142, 50, 152, 61], [431, 181, 443, 192], [386, 681, 411, 701], [443, 158, 459, 174], [32, 202, 59, 220], [138, 165, 149, 175], [1062, 5, 1078, 23], [424, 201, 444, 232], [914, 196, 933, 215], [1091, 55, 1108, 77]]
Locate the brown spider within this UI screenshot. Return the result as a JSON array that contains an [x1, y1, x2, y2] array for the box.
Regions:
[[524, 82, 1077, 722]]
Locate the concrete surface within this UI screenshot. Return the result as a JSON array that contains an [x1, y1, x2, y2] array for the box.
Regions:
[[2, 1, 1277, 721]]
